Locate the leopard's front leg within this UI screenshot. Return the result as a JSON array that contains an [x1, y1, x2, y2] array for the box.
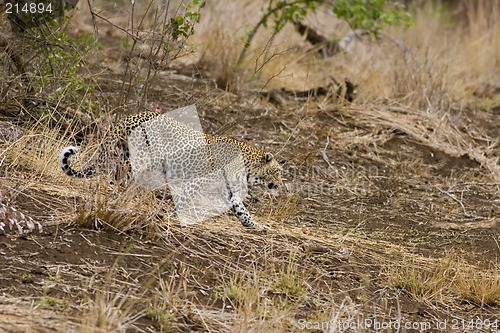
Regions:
[[229, 195, 261, 228]]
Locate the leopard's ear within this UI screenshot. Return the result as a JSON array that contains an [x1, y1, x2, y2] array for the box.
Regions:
[[264, 152, 274, 163]]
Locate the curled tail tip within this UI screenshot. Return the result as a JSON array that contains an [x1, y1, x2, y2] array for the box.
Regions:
[[59, 146, 80, 176], [60, 145, 79, 156], [59, 146, 79, 164], [63, 146, 79, 153], [59, 146, 95, 178]]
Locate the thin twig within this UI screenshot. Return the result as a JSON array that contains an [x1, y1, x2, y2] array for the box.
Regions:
[[434, 185, 474, 218], [88, 9, 140, 42], [321, 136, 334, 169]]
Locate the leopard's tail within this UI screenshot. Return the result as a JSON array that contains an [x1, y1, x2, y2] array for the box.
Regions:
[[59, 146, 96, 178]]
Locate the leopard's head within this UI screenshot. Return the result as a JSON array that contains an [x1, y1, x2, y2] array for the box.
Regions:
[[247, 152, 283, 190]]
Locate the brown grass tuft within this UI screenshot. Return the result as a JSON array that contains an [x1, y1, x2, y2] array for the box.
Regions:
[[387, 253, 500, 307]]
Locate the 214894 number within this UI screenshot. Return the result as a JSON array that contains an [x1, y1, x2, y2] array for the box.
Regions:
[[5, 2, 53, 14]]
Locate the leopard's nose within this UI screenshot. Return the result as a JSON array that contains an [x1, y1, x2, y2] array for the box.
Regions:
[[268, 183, 278, 190]]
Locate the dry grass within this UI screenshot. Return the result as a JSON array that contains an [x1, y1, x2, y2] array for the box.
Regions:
[[80, 288, 146, 333], [337, 103, 500, 181], [454, 263, 500, 307], [387, 253, 500, 307], [0, 296, 80, 333]]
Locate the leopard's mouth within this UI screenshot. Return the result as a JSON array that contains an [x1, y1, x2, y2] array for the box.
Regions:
[[268, 183, 278, 190]]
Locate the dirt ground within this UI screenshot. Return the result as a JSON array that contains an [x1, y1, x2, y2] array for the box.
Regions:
[[1, 7, 499, 333]]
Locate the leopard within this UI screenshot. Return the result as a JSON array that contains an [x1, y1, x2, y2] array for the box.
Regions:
[[59, 111, 283, 228]]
